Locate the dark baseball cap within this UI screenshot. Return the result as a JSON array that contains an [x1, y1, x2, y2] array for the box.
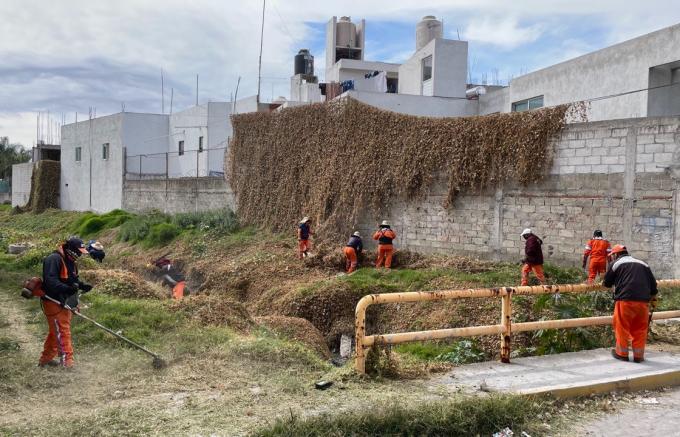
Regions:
[[66, 237, 88, 254]]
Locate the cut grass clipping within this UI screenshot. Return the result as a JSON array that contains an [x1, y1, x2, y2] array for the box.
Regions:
[[253, 394, 545, 437]]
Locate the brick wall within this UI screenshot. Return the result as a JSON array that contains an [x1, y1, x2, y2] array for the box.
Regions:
[[357, 116, 680, 278]]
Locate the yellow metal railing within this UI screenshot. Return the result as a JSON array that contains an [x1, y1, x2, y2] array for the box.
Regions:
[[354, 280, 680, 374]]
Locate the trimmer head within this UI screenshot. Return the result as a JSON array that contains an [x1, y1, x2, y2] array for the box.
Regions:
[[152, 356, 168, 369]]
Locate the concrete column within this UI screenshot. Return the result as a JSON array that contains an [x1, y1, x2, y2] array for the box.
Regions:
[[670, 133, 680, 277], [491, 187, 504, 260], [622, 128, 638, 246]]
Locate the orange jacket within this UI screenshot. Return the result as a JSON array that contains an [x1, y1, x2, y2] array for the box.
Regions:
[[373, 228, 396, 245], [584, 238, 611, 262]]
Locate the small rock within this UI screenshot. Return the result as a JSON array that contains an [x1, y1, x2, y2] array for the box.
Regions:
[[249, 386, 262, 396], [8, 243, 32, 255], [339, 334, 353, 359]]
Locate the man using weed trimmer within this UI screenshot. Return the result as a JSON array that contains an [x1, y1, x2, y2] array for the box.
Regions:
[[22, 237, 167, 369], [38, 237, 92, 368]]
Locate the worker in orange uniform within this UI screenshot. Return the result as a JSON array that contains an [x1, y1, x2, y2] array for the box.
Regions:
[[583, 230, 611, 284], [373, 220, 396, 269], [297, 217, 313, 259], [520, 228, 545, 286], [603, 245, 658, 362], [39, 237, 92, 368], [343, 231, 363, 273]]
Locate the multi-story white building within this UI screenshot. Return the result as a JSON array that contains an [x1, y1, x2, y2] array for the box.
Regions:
[[304, 16, 680, 121], [59, 97, 267, 212]]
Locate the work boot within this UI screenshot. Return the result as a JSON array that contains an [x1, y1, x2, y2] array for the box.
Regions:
[[611, 349, 629, 362], [633, 356, 645, 363], [37, 360, 60, 368]]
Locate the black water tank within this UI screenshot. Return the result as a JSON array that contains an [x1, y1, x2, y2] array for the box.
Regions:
[[294, 49, 314, 75]]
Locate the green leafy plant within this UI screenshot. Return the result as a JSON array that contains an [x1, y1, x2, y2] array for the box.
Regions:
[[435, 340, 485, 364]]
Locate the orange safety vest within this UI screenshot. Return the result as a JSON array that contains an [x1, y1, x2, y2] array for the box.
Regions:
[[584, 238, 611, 262]]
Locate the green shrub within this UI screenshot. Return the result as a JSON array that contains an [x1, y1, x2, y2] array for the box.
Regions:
[[172, 209, 239, 233], [118, 211, 169, 243], [73, 209, 134, 237], [145, 223, 181, 247]]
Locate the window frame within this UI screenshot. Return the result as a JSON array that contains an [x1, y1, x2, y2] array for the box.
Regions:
[[422, 55, 433, 82], [102, 142, 109, 160], [75, 147, 82, 162], [178, 140, 185, 156], [512, 95, 544, 112], [198, 136, 204, 153]]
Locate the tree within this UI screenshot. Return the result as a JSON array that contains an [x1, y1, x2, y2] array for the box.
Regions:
[[0, 137, 32, 184]]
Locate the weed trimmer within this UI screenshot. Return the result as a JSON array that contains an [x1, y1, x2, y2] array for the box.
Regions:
[[21, 278, 167, 369]]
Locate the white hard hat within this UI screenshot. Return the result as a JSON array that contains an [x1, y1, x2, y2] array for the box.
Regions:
[[521, 228, 532, 237], [380, 220, 390, 226], [300, 216, 310, 224], [353, 231, 361, 237]]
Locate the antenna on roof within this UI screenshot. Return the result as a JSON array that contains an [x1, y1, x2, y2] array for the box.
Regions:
[[256, 0, 266, 104], [161, 68, 165, 114]]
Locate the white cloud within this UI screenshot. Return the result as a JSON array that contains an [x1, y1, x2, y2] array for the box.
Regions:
[[1, 0, 680, 147], [462, 17, 543, 49]]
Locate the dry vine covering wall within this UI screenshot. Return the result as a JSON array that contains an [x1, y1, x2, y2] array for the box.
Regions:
[[228, 97, 577, 242]]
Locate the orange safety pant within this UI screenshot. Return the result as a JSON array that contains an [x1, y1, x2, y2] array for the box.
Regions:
[[298, 239, 311, 259], [521, 263, 545, 286], [344, 247, 358, 273], [587, 258, 607, 284], [172, 281, 186, 300], [613, 300, 649, 360], [375, 244, 394, 269], [40, 299, 74, 367]]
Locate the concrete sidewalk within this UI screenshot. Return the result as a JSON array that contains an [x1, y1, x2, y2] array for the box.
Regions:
[[429, 348, 680, 398]]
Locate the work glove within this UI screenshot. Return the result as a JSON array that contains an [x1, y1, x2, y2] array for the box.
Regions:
[[79, 282, 93, 293], [650, 296, 658, 311]]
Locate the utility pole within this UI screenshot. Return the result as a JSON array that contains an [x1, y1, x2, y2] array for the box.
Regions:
[[256, 0, 266, 104], [196, 74, 199, 106]]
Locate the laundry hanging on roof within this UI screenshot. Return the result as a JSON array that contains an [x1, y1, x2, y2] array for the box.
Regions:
[[341, 80, 355, 92]]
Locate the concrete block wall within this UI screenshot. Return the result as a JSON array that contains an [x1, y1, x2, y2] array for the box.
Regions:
[[357, 116, 680, 278], [11, 162, 34, 208], [122, 177, 235, 214]]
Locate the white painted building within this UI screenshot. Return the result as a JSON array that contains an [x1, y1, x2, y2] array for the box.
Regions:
[[60, 97, 268, 212], [300, 15, 680, 121]]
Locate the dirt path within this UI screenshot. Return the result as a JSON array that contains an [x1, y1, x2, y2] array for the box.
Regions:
[[567, 388, 680, 436], [0, 288, 39, 354]]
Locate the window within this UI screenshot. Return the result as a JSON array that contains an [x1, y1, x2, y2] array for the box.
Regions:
[[178, 140, 184, 156], [512, 95, 544, 112], [75, 147, 82, 162], [198, 136, 204, 153], [102, 143, 109, 160], [422, 55, 433, 82]]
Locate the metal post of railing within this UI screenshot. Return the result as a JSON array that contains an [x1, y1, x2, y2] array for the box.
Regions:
[[500, 289, 512, 363], [354, 280, 680, 374]]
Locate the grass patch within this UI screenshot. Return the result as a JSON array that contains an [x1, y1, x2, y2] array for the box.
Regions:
[[72, 209, 134, 237], [144, 222, 181, 247], [172, 208, 239, 234], [72, 293, 184, 348], [253, 394, 547, 437], [396, 340, 485, 364]]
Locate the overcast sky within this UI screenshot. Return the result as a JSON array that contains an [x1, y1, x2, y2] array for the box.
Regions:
[[1, 0, 679, 148]]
